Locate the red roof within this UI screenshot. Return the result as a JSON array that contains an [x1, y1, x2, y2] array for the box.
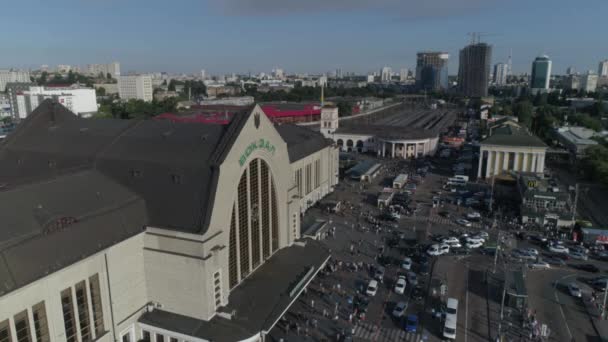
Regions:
[[260, 104, 321, 118], [155, 112, 232, 125]]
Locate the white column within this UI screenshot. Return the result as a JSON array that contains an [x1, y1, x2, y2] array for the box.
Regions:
[[382, 143, 386, 157], [391, 143, 395, 158], [537, 154, 545, 173], [514, 152, 521, 172], [531, 153, 538, 173], [523, 153, 529, 172], [494, 150, 501, 175], [414, 144, 418, 158], [478, 148, 484, 178], [502, 151, 509, 171], [486, 150, 494, 178]]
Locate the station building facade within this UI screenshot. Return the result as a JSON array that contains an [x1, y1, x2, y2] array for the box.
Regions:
[[0, 100, 337, 342]]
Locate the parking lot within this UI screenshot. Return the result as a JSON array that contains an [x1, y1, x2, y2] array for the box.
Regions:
[[268, 114, 607, 342]]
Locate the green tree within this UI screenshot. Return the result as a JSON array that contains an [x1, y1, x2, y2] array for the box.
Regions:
[[96, 87, 106, 96], [37, 71, 48, 85], [337, 101, 352, 117], [514, 100, 534, 128], [106, 72, 112, 80], [67, 70, 76, 84], [168, 80, 176, 92]]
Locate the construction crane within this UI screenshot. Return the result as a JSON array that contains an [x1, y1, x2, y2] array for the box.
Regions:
[[466, 32, 500, 45]]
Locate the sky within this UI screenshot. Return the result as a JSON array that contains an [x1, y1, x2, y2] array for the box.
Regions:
[[1, 0, 607, 76]]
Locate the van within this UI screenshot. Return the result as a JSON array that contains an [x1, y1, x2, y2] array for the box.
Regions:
[[443, 314, 457, 339], [446, 298, 459, 319], [366, 280, 378, 296], [443, 297, 459, 339]]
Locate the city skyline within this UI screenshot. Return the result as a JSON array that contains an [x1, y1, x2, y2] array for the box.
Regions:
[[1, 0, 607, 75]]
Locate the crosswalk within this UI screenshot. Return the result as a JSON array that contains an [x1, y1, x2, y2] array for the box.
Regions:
[[408, 215, 482, 229], [352, 322, 422, 342]]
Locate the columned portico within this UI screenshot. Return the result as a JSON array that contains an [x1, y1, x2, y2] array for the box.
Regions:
[[478, 146, 548, 178]]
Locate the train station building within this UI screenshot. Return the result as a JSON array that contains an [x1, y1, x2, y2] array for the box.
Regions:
[[0, 100, 338, 342], [319, 105, 442, 159]]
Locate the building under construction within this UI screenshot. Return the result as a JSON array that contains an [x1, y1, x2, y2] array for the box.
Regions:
[[458, 42, 492, 97]]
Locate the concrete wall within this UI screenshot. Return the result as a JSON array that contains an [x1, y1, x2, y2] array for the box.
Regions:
[[0, 233, 148, 342]]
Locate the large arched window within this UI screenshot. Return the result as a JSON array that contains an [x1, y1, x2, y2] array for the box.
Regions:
[[228, 158, 279, 289]]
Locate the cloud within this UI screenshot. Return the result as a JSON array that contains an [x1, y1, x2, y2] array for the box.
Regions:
[[211, 0, 495, 18]]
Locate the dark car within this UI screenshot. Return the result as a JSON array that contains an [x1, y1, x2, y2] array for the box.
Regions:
[[574, 264, 600, 273], [439, 211, 451, 218]]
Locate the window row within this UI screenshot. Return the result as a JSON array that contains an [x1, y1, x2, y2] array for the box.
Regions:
[[0, 302, 49, 342], [61, 274, 105, 342], [295, 158, 322, 197]]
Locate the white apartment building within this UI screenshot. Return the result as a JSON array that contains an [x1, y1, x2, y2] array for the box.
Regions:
[[14, 86, 98, 118], [493, 63, 509, 85], [118, 75, 153, 102], [87, 62, 121, 77], [581, 72, 598, 93], [380, 67, 392, 82], [598, 60, 608, 77], [0, 69, 30, 92]]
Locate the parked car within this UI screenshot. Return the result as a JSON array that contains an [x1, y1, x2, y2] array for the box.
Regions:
[[523, 248, 539, 256], [427, 244, 442, 256], [402, 257, 413, 270], [569, 251, 588, 260], [567, 283, 582, 298], [466, 237, 485, 244], [456, 219, 472, 227], [394, 276, 407, 295], [374, 266, 385, 283], [466, 240, 483, 249], [392, 301, 407, 318], [439, 244, 450, 255], [575, 264, 600, 273], [548, 244, 569, 254], [405, 314, 418, 333], [546, 257, 566, 266], [442, 237, 460, 244], [529, 261, 550, 269], [366, 280, 378, 296], [407, 271, 418, 286], [466, 212, 481, 221]]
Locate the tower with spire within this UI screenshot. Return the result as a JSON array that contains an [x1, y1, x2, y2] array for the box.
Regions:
[[319, 84, 339, 137]]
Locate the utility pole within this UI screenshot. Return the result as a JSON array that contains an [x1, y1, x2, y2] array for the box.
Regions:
[[603, 282, 608, 319], [498, 282, 507, 340], [493, 230, 501, 274], [571, 183, 579, 227]]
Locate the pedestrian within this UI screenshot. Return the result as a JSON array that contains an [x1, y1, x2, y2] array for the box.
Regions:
[[349, 313, 353, 323], [311, 299, 315, 309]]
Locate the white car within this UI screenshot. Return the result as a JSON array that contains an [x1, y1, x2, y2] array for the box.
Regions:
[[439, 244, 450, 255], [366, 280, 378, 296], [466, 212, 481, 220], [394, 276, 407, 295], [529, 261, 550, 269], [466, 241, 483, 249], [392, 301, 407, 318], [427, 244, 442, 256], [476, 231, 489, 239], [402, 257, 413, 270], [445, 240, 462, 249], [466, 237, 484, 244], [569, 251, 588, 260], [567, 283, 582, 298], [523, 248, 539, 256], [548, 245, 569, 254], [442, 237, 460, 244], [456, 219, 472, 227]]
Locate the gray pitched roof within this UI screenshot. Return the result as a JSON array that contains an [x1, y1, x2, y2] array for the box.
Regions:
[[0, 100, 331, 295], [0, 170, 147, 296], [481, 124, 547, 148], [276, 124, 333, 162]]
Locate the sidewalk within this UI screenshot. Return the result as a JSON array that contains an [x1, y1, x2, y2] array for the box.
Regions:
[[582, 293, 608, 340]]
